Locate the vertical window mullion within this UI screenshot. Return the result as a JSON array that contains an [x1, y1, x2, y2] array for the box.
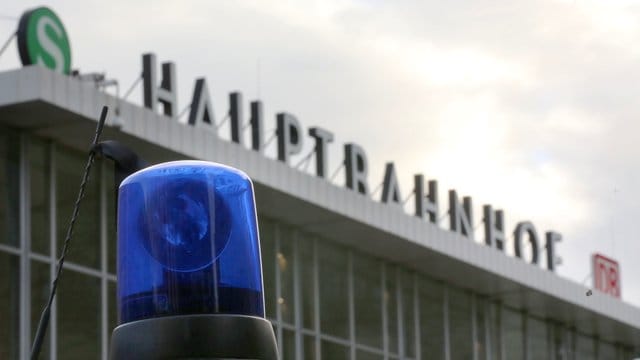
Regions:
[[413, 274, 420, 360], [523, 312, 529, 360], [443, 286, 450, 360], [549, 321, 553, 360], [382, 265, 388, 360], [348, 251, 355, 360], [498, 303, 505, 360], [293, 232, 302, 360], [49, 143, 58, 360], [274, 225, 283, 356], [471, 294, 478, 360], [484, 301, 491, 360], [313, 239, 320, 360], [19, 134, 31, 360], [396, 268, 404, 359]]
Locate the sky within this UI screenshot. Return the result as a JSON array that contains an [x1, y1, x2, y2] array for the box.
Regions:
[[1, 0, 639, 306]]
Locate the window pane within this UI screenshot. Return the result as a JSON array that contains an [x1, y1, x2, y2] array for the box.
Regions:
[[259, 218, 276, 320], [354, 252, 382, 349], [304, 335, 316, 359], [30, 138, 50, 255], [475, 298, 487, 360], [357, 349, 383, 360], [575, 334, 595, 360], [56, 147, 100, 269], [0, 128, 20, 247], [386, 266, 398, 355], [0, 252, 20, 360], [449, 288, 473, 360], [108, 281, 117, 344], [300, 236, 315, 330], [624, 348, 638, 359], [528, 317, 548, 360], [31, 261, 51, 359], [488, 302, 501, 360], [318, 240, 348, 338], [418, 277, 444, 360], [58, 271, 100, 359], [400, 270, 415, 358], [598, 340, 617, 360], [281, 329, 296, 360], [551, 325, 572, 360], [321, 340, 349, 360], [502, 308, 524, 360], [279, 227, 294, 325]]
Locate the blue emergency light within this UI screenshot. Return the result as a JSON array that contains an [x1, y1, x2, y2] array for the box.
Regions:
[[102, 155, 277, 360], [117, 160, 264, 323]]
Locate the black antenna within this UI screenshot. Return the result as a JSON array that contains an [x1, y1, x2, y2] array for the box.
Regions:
[[30, 106, 109, 360]]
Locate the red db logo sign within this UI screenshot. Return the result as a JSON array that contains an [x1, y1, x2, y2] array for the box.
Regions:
[[593, 254, 621, 298]]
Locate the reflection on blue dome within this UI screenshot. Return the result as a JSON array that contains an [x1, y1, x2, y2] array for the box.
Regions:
[[140, 177, 232, 272], [117, 161, 264, 324]]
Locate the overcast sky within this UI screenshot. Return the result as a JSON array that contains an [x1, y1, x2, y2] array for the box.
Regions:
[[2, 0, 639, 306]]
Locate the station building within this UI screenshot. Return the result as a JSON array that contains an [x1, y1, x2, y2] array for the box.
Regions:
[[0, 64, 639, 360]]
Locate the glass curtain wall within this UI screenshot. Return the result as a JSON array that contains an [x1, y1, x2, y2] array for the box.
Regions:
[[0, 128, 634, 360], [0, 129, 117, 360], [258, 217, 633, 360]]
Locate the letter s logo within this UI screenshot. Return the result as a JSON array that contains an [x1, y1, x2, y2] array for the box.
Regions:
[[17, 7, 71, 74], [35, 16, 65, 73]]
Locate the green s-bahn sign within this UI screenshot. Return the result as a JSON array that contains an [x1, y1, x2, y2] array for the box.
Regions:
[[17, 7, 71, 74]]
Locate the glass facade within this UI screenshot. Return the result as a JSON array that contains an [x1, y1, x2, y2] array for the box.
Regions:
[[0, 128, 638, 359]]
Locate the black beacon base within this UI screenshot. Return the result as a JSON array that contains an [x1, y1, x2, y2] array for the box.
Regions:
[[109, 314, 278, 360]]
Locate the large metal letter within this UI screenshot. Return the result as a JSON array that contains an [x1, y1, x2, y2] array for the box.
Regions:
[[229, 92, 244, 145], [513, 221, 539, 264], [308, 127, 334, 178], [449, 190, 474, 240], [545, 231, 562, 272], [276, 113, 303, 164], [483, 205, 505, 251], [344, 143, 369, 195], [187, 78, 216, 133], [250, 101, 264, 153], [381, 162, 402, 206], [414, 175, 439, 224], [142, 53, 177, 118]]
